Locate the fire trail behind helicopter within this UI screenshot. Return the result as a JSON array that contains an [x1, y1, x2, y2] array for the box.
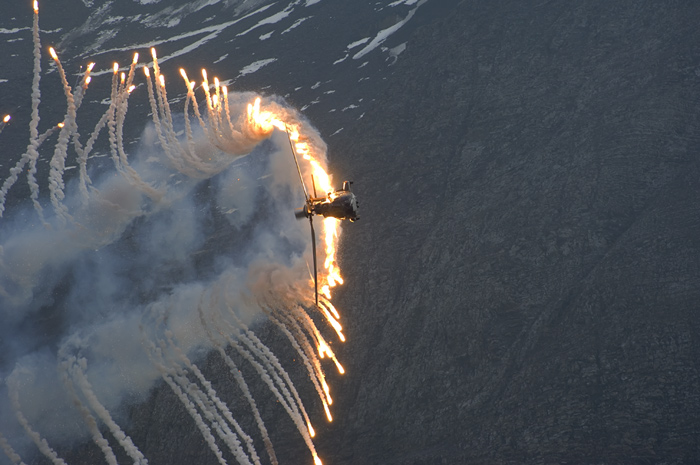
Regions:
[[286, 127, 359, 307]]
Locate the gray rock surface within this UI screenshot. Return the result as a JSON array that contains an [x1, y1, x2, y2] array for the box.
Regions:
[[321, 1, 700, 463], [16, 0, 700, 463]]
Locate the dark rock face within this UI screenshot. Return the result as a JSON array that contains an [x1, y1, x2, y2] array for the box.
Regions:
[[9, 0, 700, 464], [320, 1, 700, 463]]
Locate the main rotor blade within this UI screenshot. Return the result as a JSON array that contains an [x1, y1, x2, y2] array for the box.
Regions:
[[310, 215, 318, 307], [286, 125, 309, 201]]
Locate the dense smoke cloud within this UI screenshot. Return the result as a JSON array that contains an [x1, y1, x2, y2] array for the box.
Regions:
[[0, 91, 327, 464]]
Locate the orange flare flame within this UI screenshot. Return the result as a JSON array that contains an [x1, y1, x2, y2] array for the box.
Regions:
[[323, 401, 333, 422]]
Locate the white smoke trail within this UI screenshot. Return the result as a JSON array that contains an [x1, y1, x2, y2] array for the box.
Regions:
[[234, 314, 319, 429], [268, 310, 329, 406], [197, 298, 279, 465], [47, 47, 78, 225], [0, 432, 26, 465], [156, 304, 260, 465], [6, 370, 67, 465], [216, 315, 321, 459], [57, 347, 119, 465], [143, 337, 228, 465], [0, 3, 45, 222], [66, 352, 148, 465]]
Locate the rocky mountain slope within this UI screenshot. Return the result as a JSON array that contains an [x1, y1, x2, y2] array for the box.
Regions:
[[3, 0, 700, 464]]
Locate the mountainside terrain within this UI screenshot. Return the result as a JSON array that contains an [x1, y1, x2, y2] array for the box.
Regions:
[[2, 0, 700, 464]]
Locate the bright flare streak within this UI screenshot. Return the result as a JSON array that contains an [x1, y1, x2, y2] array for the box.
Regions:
[[179, 69, 189, 84], [151, 47, 157, 60], [85, 76, 92, 85], [87, 62, 95, 73], [57, 122, 64, 128], [128, 85, 135, 94], [334, 359, 345, 374], [143, 67, 150, 77], [307, 422, 315, 438], [212, 94, 218, 107], [318, 342, 330, 358], [313, 454, 323, 465], [321, 380, 331, 405], [49, 47, 58, 61], [33, 0, 38, 13], [322, 300, 340, 320], [247, 97, 286, 133], [113, 62, 119, 74], [120, 72, 126, 85], [323, 402, 333, 422], [158, 75, 165, 87], [3, 115, 10, 123], [132, 52, 139, 64]]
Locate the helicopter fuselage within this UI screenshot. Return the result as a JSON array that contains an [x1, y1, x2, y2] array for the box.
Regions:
[[295, 181, 359, 222]]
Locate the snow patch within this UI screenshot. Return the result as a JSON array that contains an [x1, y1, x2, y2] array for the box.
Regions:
[[353, 0, 427, 60], [347, 37, 370, 49], [259, 31, 274, 40], [88, 4, 275, 76], [237, 7, 293, 37], [282, 16, 310, 34], [239, 58, 277, 76], [388, 0, 421, 6], [214, 53, 228, 64], [387, 42, 407, 64], [333, 54, 349, 65]]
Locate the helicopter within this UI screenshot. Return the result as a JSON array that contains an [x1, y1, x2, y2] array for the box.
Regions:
[[286, 127, 359, 307]]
